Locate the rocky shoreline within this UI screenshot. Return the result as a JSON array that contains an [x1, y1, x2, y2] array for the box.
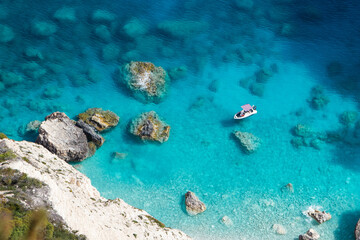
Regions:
[[0, 138, 190, 240]]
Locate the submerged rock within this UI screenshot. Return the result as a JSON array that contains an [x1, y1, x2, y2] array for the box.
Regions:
[[31, 21, 57, 37], [168, 66, 188, 81], [291, 137, 307, 148], [54, 7, 77, 23], [308, 86, 329, 110], [220, 216, 233, 226], [130, 111, 170, 143], [185, 191, 206, 216], [293, 124, 314, 138], [0, 24, 14, 43], [26, 120, 41, 132], [36, 112, 89, 162], [120, 61, 168, 101], [78, 108, 119, 132], [307, 209, 331, 224], [92, 9, 116, 23], [235, 0, 254, 10], [76, 120, 104, 147], [339, 111, 358, 126], [158, 20, 208, 38], [299, 228, 320, 240], [233, 131, 260, 154], [272, 224, 286, 235], [123, 18, 149, 38], [113, 152, 128, 160]]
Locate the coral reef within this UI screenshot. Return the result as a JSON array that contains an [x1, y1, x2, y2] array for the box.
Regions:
[[233, 131, 260, 154], [184, 191, 206, 216], [36, 112, 89, 162], [77, 108, 119, 132], [130, 111, 170, 143], [120, 61, 169, 101]]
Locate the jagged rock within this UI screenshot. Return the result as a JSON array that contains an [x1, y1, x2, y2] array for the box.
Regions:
[[307, 209, 331, 224], [76, 120, 104, 146], [78, 108, 119, 132], [120, 61, 168, 101], [130, 111, 170, 143], [355, 219, 360, 240], [220, 216, 233, 226], [299, 228, 320, 240], [293, 124, 314, 138], [36, 112, 89, 162], [185, 191, 206, 216], [273, 224, 287, 235], [233, 131, 260, 154]]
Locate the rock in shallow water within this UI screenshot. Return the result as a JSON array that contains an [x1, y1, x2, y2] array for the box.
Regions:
[[299, 228, 320, 240], [130, 111, 170, 143], [272, 224, 286, 235], [120, 61, 168, 102], [355, 219, 360, 240], [185, 191, 206, 216], [76, 120, 104, 147], [233, 131, 260, 154], [36, 112, 89, 162], [307, 209, 331, 224], [78, 108, 119, 132]]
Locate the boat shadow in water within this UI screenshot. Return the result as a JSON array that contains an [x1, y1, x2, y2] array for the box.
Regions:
[[220, 118, 248, 128]]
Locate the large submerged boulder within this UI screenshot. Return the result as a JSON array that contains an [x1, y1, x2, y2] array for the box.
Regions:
[[77, 108, 119, 132], [184, 191, 206, 216], [120, 61, 168, 101], [233, 131, 260, 154], [36, 112, 89, 162], [130, 111, 170, 143]]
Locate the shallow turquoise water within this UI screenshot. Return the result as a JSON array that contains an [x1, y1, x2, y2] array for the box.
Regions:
[[1, 0, 360, 239]]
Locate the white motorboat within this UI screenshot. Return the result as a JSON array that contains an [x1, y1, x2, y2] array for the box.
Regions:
[[234, 104, 257, 119]]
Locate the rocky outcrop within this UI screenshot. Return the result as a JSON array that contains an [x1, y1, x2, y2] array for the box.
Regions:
[[0, 139, 191, 240], [307, 209, 331, 224], [36, 112, 89, 162], [233, 131, 260, 154], [76, 120, 104, 146], [77, 108, 119, 132], [299, 228, 320, 240], [120, 61, 168, 101], [272, 224, 286, 235], [355, 219, 360, 240], [184, 191, 206, 216], [130, 111, 170, 143]]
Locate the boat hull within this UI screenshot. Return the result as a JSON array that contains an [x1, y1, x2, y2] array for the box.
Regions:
[[234, 110, 257, 119]]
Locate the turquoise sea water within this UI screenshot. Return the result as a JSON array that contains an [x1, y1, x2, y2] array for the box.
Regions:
[[1, 0, 360, 239]]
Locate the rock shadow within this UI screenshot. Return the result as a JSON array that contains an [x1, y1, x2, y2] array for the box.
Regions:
[[334, 210, 360, 240]]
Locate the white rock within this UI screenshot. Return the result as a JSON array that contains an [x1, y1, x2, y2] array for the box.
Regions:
[[0, 138, 191, 240], [272, 224, 287, 235]]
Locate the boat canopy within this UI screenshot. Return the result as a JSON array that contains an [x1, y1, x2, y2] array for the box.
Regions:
[[241, 104, 253, 111]]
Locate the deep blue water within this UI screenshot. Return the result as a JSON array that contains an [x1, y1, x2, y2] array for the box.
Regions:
[[1, 0, 360, 239]]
